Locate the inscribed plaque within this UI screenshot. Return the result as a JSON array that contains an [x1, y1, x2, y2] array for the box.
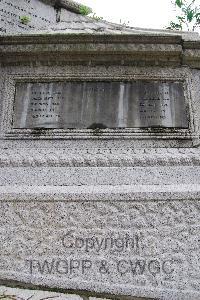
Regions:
[[13, 81, 189, 129]]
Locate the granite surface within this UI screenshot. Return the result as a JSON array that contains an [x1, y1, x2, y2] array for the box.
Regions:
[[1, 51, 200, 300], [0, 0, 56, 34], [0, 286, 153, 300], [1, 1, 200, 300], [0, 193, 200, 300]]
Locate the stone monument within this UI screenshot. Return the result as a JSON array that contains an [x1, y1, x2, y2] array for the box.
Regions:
[[0, 0, 200, 299]]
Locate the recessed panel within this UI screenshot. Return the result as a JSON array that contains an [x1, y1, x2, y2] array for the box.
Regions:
[[13, 81, 189, 129]]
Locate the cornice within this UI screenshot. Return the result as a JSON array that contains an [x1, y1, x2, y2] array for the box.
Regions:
[[0, 34, 182, 64], [0, 34, 182, 45], [1, 34, 200, 67]]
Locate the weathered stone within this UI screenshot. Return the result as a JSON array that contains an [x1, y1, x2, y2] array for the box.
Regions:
[[0, 286, 153, 300], [0, 0, 56, 34], [0, 1, 200, 300], [0, 286, 84, 300], [13, 81, 188, 129]]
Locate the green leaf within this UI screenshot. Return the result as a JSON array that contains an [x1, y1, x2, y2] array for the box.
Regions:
[[169, 21, 183, 30], [20, 15, 31, 25], [187, 9, 194, 22], [168, 0, 199, 31], [177, 16, 185, 21], [175, 0, 183, 8], [79, 5, 92, 16]]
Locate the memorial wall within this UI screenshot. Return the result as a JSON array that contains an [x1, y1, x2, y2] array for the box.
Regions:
[[0, 1, 200, 300], [0, 0, 56, 34]]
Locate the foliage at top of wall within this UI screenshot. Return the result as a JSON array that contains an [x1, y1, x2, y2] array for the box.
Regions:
[[167, 0, 200, 31], [79, 4, 92, 15]]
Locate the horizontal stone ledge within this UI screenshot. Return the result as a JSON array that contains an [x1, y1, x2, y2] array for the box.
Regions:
[[4, 130, 192, 140], [0, 57, 183, 69], [0, 152, 199, 167], [0, 286, 152, 300], [0, 184, 200, 201], [0, 34, 182, 45], [0, 275, 199, 300], [0, 166, 199, 186], [0, 44, 182, 56], [183, 40, 200, 49], [183, 49, 200, 58], [182, 49, 200, 67]]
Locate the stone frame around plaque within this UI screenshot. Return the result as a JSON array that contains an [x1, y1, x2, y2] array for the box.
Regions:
[[1, 68, 197, 141]]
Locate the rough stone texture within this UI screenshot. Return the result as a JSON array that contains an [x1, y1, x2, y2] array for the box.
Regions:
[[0, 286, 84, 300], [0, 0, 56, 34], [1, 1, 200, 300], [0, 286, 151, 300], [0, 196, 200, 300], [0, 148, 200, 168], [0, 32, 200, 300]]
